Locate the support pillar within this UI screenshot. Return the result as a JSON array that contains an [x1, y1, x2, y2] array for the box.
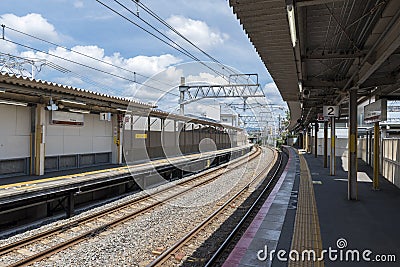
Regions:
[[310, 125, 313, 154], [373, 122, 380, 190], [174, 120, 178, 155], [34, 105, 46, 175], [314, 122, 318, 158], [305, 129, 309, 152], [324, 121, 328, 168], [369, 130, 373, 166], [366, 131, 369, 165], [348, 89, 358, 200], [304, 130, 308, 152], [66, 191, 75, 218], [330, 118, 336, 176], [112, 113, 123, 164], [179, 77, 186, 116]]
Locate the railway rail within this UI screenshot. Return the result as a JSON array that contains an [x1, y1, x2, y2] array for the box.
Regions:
[[147, 148, 283, 266], [0, 146, 263, 267]]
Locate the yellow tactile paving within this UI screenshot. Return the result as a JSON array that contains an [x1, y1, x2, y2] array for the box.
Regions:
[[288, 152, 324, 267]]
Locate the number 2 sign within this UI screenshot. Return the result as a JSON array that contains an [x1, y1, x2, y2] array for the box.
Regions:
[[323, 106, 339, 117]]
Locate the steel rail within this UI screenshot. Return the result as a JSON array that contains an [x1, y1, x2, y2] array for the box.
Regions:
[[147, 147, 279, 267], [2, 147, 261, 267], [204, 150, 284, 266]]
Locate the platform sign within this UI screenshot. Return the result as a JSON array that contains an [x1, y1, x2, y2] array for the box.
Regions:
[[135, 133, 147, 139], [317, 113, 325, 122], [364, 99, 387, 123], [323, 105, 339, 117], [100, 112, 111, 121]]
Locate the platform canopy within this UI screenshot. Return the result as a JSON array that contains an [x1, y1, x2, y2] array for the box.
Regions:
[[229, 0, 400, 130], [0, 73, 241, 130]]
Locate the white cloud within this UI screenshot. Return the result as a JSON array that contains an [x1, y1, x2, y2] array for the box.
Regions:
[[166, 15, 229, 51], [0, 38, 18, 54], [263, 82, 286, 106], [186, 72, 227, 85], [0, 13, 60, 42], [20, 44, 182, 100], [74, 1, 84, 8]]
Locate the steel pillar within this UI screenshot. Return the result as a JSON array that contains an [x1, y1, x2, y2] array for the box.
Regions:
[[324, 121, 328, 168], [306, 128, 310, 152], [366, 131, 369, 165], [34, 105, 45, 175], [348, 89, 358, 200], [373, 122, 380, 190], [310, 125, 313, 154], [314, 122, 318, 158], [330, 118, 336, 176], [66, 192, 75, 218]]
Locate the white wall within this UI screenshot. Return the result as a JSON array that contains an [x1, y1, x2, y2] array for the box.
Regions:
[[45, 112, 112, 156], [0, 104, 30, 160]]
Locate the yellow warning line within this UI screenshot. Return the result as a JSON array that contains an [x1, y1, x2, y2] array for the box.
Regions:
[[288, 153, 324, 267], [0, 147, 246, 190]]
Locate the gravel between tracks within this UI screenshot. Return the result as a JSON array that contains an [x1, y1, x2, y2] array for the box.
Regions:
[[0, 147, 274, 267]]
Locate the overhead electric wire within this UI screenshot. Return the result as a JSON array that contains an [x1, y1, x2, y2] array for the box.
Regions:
[[2, 38, 181, 98], [96, 0, 228, 81], [3, 25, 176, 89], [133, 0, 244, 80], [1, 39, 235, 114], [2, 2, 265, 125], [1, 37, 252, 114]]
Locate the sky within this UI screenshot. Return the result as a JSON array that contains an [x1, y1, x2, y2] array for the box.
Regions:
[[0, 0, 287, 126]]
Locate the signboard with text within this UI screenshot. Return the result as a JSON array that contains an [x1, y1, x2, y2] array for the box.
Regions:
[[364, 99, 387, 123], [323, 105, 339, 117]]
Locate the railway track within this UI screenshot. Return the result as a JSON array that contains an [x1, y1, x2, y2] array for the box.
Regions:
[[147, 148, 283, 267], [0, 146, 262, 267]]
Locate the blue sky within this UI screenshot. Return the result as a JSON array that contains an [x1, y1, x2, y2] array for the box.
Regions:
[[0, 0, 286, 122]]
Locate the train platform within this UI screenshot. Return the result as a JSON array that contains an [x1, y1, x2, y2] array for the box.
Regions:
[[0, 145, 251, 196], [224, 147, 400, 266], [0, 145, 252, 231]]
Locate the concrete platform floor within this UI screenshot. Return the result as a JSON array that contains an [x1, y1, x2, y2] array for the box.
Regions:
[[300, 153, 400, 266]]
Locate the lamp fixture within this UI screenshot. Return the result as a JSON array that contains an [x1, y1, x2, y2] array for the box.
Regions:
[[0, 100, 28, 107], [47, 97, 59, 111], [69, 108, 90, 114], [298, 81, 303, 93], [60, 99, 86, 106], [0, 89, 5, 93], [287, 4, 297, 47]]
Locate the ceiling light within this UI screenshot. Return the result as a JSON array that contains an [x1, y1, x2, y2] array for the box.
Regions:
[[298, 81, 303, 93], [60, 99, 86, 106], [0, 89, 5, 93], [0, 100, 28, 107], [47, 98, 59, 111], [287, 4, 297, 47], [69, 108, 90, 114]]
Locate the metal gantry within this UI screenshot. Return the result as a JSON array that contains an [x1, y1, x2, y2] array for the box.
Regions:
[[0, 52, 46, 79], [178, 74, 265, 115]]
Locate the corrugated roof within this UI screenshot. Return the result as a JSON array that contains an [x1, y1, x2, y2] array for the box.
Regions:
[[229, 0, 301, 129], [0, 72, 154, 108]]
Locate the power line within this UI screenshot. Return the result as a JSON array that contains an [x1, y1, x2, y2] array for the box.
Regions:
[[2, 38, 181, 98], [1, 39, 240, 114], [96, 0, 228, 81], [3, 25, 176, 89], [133, 0, 243, 79]]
